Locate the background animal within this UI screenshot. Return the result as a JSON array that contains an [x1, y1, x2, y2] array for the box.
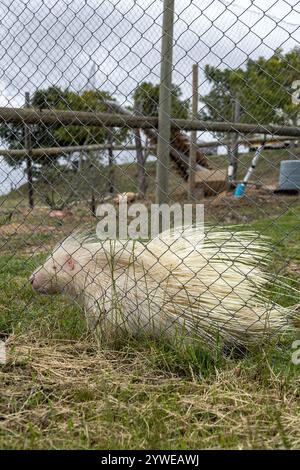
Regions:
[[113, 192, 138, 204], [30, 227, 299, 350]]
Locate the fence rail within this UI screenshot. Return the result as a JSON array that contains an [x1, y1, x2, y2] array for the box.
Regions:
[[1, 107, 300, 137], [0, 144, 148, 158]]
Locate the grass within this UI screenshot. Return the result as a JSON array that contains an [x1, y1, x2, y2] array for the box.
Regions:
[[0, 153, 300, 449], [0, 205, 300, 449], [1, 331, 300, 449]]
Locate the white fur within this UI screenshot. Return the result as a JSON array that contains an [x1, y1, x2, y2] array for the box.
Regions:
[[31, 226, 298, 349]]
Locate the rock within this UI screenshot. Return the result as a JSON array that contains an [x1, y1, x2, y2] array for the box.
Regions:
[[49, 209, 73, 219]]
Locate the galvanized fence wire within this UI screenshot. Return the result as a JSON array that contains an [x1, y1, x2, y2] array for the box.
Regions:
[[0, 0, 300, 349]]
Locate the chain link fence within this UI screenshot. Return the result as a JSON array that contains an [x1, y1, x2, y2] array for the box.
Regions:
[[0, 0, 300, 351]]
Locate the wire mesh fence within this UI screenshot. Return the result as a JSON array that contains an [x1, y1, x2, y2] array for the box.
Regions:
[[0, 0, 300, 351]]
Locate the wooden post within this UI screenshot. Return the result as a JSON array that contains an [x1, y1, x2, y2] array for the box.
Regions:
[[108, 131, 114, 194], [134, 99, 148, 198], [189, 64, 199, 199], [90, 189, 96, 217], [156, 0, 175, 205], [24, 92, 34, 209], [227, 95, 241, 191], [135, 128, 148, 198]]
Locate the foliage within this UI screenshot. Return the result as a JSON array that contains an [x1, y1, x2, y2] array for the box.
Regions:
[[200, 47, 300, 127], [132, 82, 190, 118], [0, 86, 126, 168]]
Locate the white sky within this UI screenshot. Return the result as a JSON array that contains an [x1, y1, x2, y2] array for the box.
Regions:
[[0, 0, 300, 107]]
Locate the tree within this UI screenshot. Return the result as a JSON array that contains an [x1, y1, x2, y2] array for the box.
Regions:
[[200, 48, 300, 185], [132, 82, 190, 119], [242, 48, 300, 125], [132, 82, 190, 197], [0, 87, 67, 168], [200, 66, 241, 124], [0, 86, 133, 207], [200, 47, 300, 126], [0, 86, 123, 168]]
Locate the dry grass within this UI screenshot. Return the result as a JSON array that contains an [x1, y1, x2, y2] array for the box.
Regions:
[[1, 331, 300, 449]]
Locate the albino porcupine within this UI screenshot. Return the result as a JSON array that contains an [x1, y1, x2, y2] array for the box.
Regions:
[[30, 226, 299, 349]]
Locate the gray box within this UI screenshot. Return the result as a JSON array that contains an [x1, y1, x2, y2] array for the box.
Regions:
[[279, 160, 300, 190]]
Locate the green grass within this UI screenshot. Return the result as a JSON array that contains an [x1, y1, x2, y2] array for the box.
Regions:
[[0, 254, 85, 340], [209, 147, 300, 185]]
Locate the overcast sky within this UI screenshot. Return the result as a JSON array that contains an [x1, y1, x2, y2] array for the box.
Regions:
[[1, 0, 300, 108], [1, 0, 300, 193]]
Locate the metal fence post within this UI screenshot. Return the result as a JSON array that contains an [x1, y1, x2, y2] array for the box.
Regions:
[[24, 92, 34, 209], [189, 64, 199, 199], [156, 0, 175, 205]]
